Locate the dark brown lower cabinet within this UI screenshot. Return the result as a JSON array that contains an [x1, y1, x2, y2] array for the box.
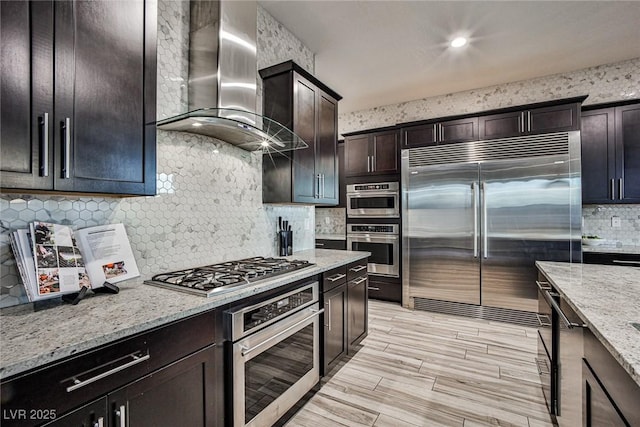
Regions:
[[40, 398, 106, 427], [108, 344, 218, 427], [582, 360, 627, 427], [323, 283, 347, 374], [347, 273, 368, 352]]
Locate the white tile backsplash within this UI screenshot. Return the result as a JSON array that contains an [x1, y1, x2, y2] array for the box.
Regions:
[[582, 204, 640, 247]]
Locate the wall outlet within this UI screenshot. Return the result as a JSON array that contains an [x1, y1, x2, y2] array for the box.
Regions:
[[611, 216, 621, 228]]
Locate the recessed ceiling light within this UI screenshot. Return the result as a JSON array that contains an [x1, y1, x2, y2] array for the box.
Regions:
[[450, 37, 468, 48]]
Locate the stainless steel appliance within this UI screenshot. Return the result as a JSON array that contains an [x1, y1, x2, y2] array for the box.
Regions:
[[226, 281, 322, 427], [347, 224, 399, 277], [144, 257, 314, 297], [402, 132, 581, 320], [346, 181, 399, 218]]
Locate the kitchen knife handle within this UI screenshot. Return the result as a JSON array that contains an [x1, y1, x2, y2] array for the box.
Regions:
[[62, 118, 71, 179], [619, 178, 624, 200], [40, 113, 49, 177]]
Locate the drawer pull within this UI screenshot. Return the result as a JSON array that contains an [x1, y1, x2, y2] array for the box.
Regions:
[[94, 417, 105, 427], [327, 273, 346, 282], [349, 265, 367, 273], [535, 280, 552, 292], [66, 351, 150, 393], [115, 405, 126, 427], [536, 313, 551, 327], [367, 286, 380, 291], [612, 260, 640, 266], [316, 243, 325, 247], [352, 276, 367, 285]]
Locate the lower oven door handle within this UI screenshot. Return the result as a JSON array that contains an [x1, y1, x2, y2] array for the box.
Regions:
[[240, 309, 324, 357]]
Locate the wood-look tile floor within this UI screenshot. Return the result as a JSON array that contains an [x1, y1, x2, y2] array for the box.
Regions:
[[286, 300, 554, 427]]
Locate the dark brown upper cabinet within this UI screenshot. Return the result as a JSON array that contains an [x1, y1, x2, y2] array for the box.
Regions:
[[402, 117, 478, 148], [0, 0, 157, 196], [581, 101, 640, 204], [479, 102, 580, 140], [344, 129, 399, 177], [261, 61, 342, 205]]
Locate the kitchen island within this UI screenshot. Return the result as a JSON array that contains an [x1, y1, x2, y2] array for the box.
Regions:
[[0, 249, 368, 380], [536, 261, 640, 426]]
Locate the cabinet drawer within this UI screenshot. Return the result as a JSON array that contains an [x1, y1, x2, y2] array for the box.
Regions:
[[0, 310, 216, 423], [322, 265, 348, 292], [367, 279, 401, 303], [347, 259, 368, 281], [316, 239, 347, 250]]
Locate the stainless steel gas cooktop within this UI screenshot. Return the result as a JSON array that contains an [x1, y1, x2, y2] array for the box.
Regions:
[[144, 256, 314, 297]]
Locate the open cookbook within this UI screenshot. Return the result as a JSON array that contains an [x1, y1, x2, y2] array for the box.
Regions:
[[10, 222, 139, 302]]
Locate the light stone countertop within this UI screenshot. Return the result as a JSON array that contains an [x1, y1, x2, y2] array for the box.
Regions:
[[0, 249, 369, 380], [535, 261, 640, 387], [582, 245, 640, 255]]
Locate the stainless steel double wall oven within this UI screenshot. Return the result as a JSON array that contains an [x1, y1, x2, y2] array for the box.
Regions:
[[346, 181, 400, 280]]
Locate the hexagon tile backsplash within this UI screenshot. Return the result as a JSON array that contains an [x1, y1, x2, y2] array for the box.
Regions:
[[0, 131, 315, 307]]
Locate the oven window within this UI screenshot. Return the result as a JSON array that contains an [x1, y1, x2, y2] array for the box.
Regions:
[[351, 242, 393, 265], [244, 323, 314, 423], [350, 196, 395, 210]]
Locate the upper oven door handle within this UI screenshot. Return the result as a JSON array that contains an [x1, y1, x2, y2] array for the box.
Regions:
[[347, 234, 399, 242], [240, 308, 324, 358]]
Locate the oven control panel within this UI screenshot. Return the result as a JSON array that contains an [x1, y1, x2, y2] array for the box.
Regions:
[[348, 224, 399, 234]]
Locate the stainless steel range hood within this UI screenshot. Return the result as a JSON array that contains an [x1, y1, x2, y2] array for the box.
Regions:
[[156, 0, 307, 152]]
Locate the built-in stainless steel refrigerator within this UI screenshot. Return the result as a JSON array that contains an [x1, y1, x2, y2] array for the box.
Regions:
[[402, 132, 581, 321]]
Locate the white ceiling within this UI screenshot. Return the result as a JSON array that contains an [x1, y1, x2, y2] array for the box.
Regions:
[[258, 1, 640, 113]]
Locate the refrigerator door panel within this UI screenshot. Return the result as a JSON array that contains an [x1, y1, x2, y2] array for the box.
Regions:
[[480, 155, 577, 312], [405, 163, 480, 305]]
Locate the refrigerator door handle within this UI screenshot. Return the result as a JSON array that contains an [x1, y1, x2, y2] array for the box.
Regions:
[[481, 181, 488, 258], [472, 182, 478, 258]]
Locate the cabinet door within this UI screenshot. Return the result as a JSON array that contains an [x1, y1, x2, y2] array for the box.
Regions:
[[344, 135, 371, 176], [439, 117, 478, 144], [316, 92, 338, 204], [478, 111, 523, 140], [528, 103, 579, 134], [402, 123, 437, 147], [41, 398, 107, 427], [581, 109, 616, 203], [1, 1, 54, 190], [293, 75, 319, 203], [53, 0, 156, 195], [616, 104, 640, 202], [108, 345, 220, 427], [582, 360, 628, 427], [347, 275, 368, 353], [324, 284, 347, 374], [372, 131, 399, 173]]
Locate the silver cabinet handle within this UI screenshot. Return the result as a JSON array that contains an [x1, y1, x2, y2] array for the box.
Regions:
[[94, 416, 105, 427], [241, 309, 324, 357], [367, 155, 370, 173], [326, 299, 331, 331], [315, 174, 321, 198], [352, 276, 367, 285], [535, 280, 552, 292], [472, 182, 478, 258], [519, 112, 524, 133], [40, 113, 49, 177], [349, 265, 367, 273], [327, 273, 346, 282], [439, 123, 444, 141], [316, 243, 325, 247], [527, 111, 531, 132], [115, 405, 126, 427], [432, 124, 437, 143], [367, 286, 380, 291], [612, 260, 640, 266], [536, 313, 551, 327], [610, 179, 615, 200], [481, 181, 488, 258], [322, 173, 325, 198], [62, 118, 71, 178], [66, 352, 150, 392], [545, 291, 586, 329], [619, 178, 624, 200]]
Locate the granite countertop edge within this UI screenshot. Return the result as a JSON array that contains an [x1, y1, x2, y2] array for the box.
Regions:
[[0, 249, 369, 380], [535, 261, 640, 387]]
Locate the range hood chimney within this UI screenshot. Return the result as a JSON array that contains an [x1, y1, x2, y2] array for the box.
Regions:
[[156, 0, 307, 152]]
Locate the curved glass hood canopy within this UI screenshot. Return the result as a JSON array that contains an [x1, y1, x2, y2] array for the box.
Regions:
[[157, 108, 308, 152], [157, 0, 307, 153]]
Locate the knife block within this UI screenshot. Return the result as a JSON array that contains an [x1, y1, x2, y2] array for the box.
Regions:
[[278, 230, 293, 256]]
